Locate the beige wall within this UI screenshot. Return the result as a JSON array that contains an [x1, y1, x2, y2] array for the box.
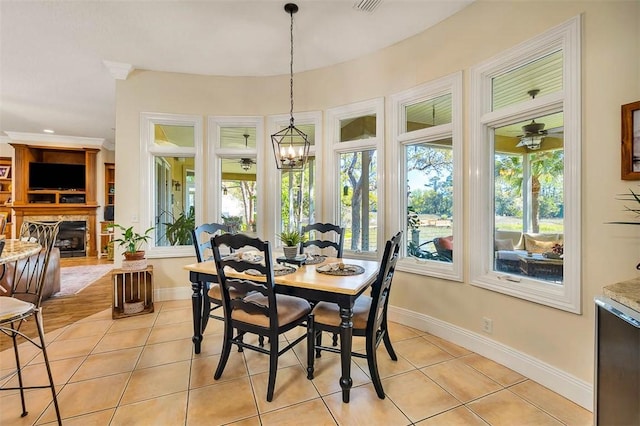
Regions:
[[115, 0, 640, 391]]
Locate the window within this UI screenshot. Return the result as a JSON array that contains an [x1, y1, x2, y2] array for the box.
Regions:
[[268, 112, 322, 241], [340, 149, 377, 252], [208, 117, 264, 236], [326, 99, 384, 257], [470, 17, 581, 312], [140, 113, 203, 257], [391, 72, 463, 281]]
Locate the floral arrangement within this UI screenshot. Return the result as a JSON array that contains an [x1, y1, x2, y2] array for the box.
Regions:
[[552, 243, 564, 256]]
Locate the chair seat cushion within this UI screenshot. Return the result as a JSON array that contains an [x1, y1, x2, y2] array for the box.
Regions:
[[232, 293, 311, 328], [0, 297, 35, 322], [312, 296, 372, 330], [207, 283, 244, 302]]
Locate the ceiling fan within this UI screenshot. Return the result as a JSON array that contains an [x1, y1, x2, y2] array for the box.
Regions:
[[239, 133, 256, 171], [514, 89, 562, 150], [516, 118, 548, 150]]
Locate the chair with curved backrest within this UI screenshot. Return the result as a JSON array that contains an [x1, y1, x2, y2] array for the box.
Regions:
[[0, 220, 61, 424], [433, 235, 453, 262], [300, 222, 345, 258], [307, 230, 402, 399], [0, 213, 7, 235], [211, 233, 311, 401], [191, 222, 230, 333]]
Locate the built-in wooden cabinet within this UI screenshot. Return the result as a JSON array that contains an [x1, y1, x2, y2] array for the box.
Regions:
[[100, 163, 115, 260], [0, 157, 13, 238], [10, 143, 99, 256], [105, 162, 115, 207], [10, 144, 98, 207]]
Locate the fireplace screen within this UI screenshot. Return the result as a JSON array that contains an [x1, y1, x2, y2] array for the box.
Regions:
[[56, 221, 87, 257]]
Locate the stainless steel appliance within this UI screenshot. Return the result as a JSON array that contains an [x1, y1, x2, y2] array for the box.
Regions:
[[594, 296, 640, 425]]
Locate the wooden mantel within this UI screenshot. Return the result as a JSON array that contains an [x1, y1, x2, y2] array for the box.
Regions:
[[10, 143, 100, 256]]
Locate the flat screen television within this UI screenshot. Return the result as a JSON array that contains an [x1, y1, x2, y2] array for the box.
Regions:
[[29, 162, 86, 190]]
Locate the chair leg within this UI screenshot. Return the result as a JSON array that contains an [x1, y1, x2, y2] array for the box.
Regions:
[[36, 310, 61, 425], [10, 327, 28, 418], [266, 337, 279, 402], [381, 318, 398, 361], [315, 329, 323, 358], [366, 334, 385, 399], [237, 331, 244, 352], [306, 314, 315, 379], [214, 322, 234, 380], [200, 287, 211, 334]]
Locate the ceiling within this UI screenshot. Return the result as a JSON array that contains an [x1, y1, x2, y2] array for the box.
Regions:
[[0, 0, 475, 147]]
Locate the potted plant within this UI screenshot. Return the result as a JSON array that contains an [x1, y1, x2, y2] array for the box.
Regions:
[[112, 224, 154, 268], [407, 207, 421, 245], [164, 206, 195, 245], [278, 229, 307, 259], [221, 214, 243, 234], [609, 187, 640, 270]]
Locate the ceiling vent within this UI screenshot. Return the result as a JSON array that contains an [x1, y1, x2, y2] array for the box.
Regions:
[[353, 0, 382, 13]]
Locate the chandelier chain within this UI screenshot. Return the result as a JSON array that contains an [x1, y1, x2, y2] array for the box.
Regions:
[[289, 7, 295, 125]]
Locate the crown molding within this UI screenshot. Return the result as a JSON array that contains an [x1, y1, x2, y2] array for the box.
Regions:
[[3, 131, 106, 148], [103, 60, 134, 80]]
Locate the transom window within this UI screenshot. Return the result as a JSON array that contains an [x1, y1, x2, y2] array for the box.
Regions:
[[326, 99, 384, 258], [208, 117, 263, 236], [391, 72, 463, 281], [470, 16, 581, 313], [140, 113, 203, 258]]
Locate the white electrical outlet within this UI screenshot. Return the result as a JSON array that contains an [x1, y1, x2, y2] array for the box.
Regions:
[[482, 317, 493, 334]]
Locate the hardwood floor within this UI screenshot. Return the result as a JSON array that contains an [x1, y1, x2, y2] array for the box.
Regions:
[[0, 256, 113, 352]]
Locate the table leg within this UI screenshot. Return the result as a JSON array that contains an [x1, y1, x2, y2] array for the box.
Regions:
[[191, 280, 203, 354], [339, 306, 354, 403]]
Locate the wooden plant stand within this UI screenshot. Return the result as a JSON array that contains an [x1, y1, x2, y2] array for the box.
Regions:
[[112, 265, 154, 319]]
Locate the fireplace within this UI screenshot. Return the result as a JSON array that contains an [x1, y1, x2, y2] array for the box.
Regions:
[[56, 221, 87, 257]]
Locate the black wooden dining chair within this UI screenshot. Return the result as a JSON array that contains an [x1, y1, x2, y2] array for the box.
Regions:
[[191, 222, 231, 333], [300, 222, 345, 258], [300, 222, 346, 346], [0, 220, 61, 424], [307, 230, 402, 399], [211, 233, 311, 401]]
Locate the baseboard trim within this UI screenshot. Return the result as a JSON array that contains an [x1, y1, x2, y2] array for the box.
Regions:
[[387, 305, 593, 411]]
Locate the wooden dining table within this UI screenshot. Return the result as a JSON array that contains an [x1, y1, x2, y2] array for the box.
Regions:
[[184, 256, 380, 403]]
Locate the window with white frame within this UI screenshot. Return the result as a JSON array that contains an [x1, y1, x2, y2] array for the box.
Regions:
[[326, 99, 384, 257], [208, 116, 264, 236], [469, 16, 581, 313], [140, 113, 203, 257], [391, 72, 463, 281], [268, 112, 322, 241]]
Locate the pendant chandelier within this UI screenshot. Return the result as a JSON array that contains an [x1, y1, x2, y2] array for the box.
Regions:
[[270, 3, 310, 171]]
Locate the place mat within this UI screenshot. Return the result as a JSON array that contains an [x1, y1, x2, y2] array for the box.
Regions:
[[316, 263, 364, 276], [302, 254, 327, 265], [245, 266, 297, 277]]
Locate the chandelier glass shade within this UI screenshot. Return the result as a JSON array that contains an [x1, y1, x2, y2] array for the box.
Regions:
[[271, 3, 310, 171], [517, 135, 544, 150]]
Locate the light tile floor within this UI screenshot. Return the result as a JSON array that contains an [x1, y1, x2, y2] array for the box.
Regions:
[[0, 299, 593, 425]]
